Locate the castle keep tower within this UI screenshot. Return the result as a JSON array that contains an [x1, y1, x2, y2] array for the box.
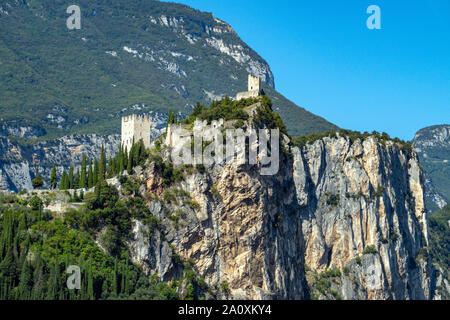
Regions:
[[121, 114, 153, 152], [247, 74, 260, 92], [236, 74, 263, 100]]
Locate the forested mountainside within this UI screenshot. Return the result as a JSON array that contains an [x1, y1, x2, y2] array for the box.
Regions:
[[0, 96, 443, 300], [427, 205, 450, 299], [0, 0, 336, 138]]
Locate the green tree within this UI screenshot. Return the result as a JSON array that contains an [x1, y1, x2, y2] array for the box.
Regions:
[[88, 160, 94, 188], [59, 170, 68, 190], [68, 166, 74, 189], [29, 196, 43, 211], [88, 260, 94, 300], [100, 144, 107, 181], [115, 144, 124, 175], [127, 151, 133, 175], [123, 147, 128, 173], [166, 109, 176, 130], [17, 261, 33, 300], [80, 154, 87, 188], [108, 156, 114, 178], [93, 159, 99, 185], [50, 165, 57, 189], [74, 169, 80, 189], [32, 173, 44, 189]]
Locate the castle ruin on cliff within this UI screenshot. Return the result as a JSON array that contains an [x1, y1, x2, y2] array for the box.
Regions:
[[122, 74, 263, 152]]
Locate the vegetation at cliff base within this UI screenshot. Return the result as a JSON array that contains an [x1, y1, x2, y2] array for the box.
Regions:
[[426, 205, 450, 299], [428, 205, 450, 272], [0, 188, 180, 300]]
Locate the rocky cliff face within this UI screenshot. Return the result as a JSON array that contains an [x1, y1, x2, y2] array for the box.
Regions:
[[413, 125, 450, 214], [0, 134, 120, 191], [125, 134, 436, 300], [128, 156, 308, 300], [294, 136, 434, 300], [0, 123, 46, 138]]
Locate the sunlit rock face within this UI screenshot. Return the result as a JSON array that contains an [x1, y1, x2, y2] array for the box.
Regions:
[[127, 134, 436, 300]]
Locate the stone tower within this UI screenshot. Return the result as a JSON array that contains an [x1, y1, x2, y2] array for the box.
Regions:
[[236, 74, 263, 100], [248, 74, 260, 92], [121, 114, 153, 153]]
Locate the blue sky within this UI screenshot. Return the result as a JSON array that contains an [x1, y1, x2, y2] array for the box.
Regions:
[[173, 0, 450, 140]]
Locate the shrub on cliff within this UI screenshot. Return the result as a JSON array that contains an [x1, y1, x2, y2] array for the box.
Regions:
[[32, 173, 44, 189]]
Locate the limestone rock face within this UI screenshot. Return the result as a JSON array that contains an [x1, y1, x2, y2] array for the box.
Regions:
[[130, 155, 308, 299], [0, 123, 46, 138], [127, 135, 436, 300], [0, 134, 120, 191], [294, 136, 434, 299]]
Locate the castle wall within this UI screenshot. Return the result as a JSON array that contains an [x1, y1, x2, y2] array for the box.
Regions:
[[121, 116, 135, 153], [165, 119, 224, 148], [121, 115, 153, 152], [236, 90, 260, 101]]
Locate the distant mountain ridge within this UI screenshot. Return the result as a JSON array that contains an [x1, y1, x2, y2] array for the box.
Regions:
[[0, 0, 337, 138], [413, 124, 450, 213]]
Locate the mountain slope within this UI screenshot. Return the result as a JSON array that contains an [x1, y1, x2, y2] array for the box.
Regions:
[[413, 125, 449, 213], [0, 0, 337, 138]]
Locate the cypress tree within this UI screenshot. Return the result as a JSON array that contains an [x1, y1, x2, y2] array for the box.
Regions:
[[118, 155, 124, 174], [124, 256, 130, 295], [46, 259, 59, 300], [87, 160, 93, 188], [68, 167, 74, 189], [113, 258, 118, 295], [50, 164, 57, 189], [93, 159, 99, 185], [32, 253, 43, 300], [167, 109, 173, 129], [80, 154, 87, 188], [108, 156, 114, 178], [122, 147, 128, 173], [74, 169, 80, 189], [132, 141, 140, 167], [100, 144, 107, 180], [121, 265, 125, 295], [88, 260, 94, 300], [115, 146, 121, 175], [59, 170, 67, 190], [127, 151, 132, 175]]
